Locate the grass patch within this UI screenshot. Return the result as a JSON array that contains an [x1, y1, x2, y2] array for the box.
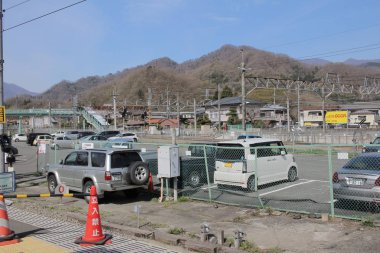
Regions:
[[233, 216, 246, 223], [168, 227, 185, 235], [178, 196, 191, 202], [67, 206, 82, 213], [361, 216, 375, 227]]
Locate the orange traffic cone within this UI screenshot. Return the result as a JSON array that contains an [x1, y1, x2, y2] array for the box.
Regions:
[[148, 173, 154, 192], [75, 186, 112, 246], [0, 195, 19, 246]]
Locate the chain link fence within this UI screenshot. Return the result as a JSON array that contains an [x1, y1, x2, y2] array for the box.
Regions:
[[37, 141, 380, 221]]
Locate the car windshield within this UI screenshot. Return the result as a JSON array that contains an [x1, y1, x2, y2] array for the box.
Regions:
[[344, 156, 380, 171], [216, 144, 245, 160], [372, 137, 380, 144]]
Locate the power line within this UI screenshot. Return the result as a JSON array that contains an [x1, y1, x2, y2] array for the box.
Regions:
[[3, 0, 31, 12], [3, 0, 87, 32]]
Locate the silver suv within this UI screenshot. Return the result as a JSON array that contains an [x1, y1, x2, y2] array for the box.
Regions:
[[46, 149, 152, 201]]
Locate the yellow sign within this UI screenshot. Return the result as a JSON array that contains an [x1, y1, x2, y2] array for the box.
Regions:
[[325, 111, 348, 124], [0, 106, 5, 124]]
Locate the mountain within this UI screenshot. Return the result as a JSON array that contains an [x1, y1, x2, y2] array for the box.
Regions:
[[5, 45, 380, 109], [4, 82, 38, 100], [300, 58, 331, 66], [343, 58, 380, 66]]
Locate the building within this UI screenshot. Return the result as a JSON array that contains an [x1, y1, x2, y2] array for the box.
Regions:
[[204, 96, 264, 125]]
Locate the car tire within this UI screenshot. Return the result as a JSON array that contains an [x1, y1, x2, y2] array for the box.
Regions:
[[133, 138, 138, 142], [48, 174, 57, 194], [188, 171, 201, 188], [83, 180, 94, 204], [247, 176, 256, 191], [14, 138, 19, 142], [129, 162, 150, 185], [288, 167, 297, 182]]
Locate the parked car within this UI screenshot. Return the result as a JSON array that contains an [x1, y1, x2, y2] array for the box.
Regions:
[[79, 135, 108, 141], [237, 134, 262, 140], [104, 138, 134, 149], [362, 136, 380, 153], [45, 149, 152, 202], [108, 132, 139, 142], [33, 135, 52, 146], [97, 130, 120, 139], [214, 138, 298, 191], [12, 133, 27, 142], [77, 131, 96, 139], [50, 136, 75, 150], [333, 152, 380, 206], [63, 130, 80, 140], [27, 132, 49, 145], [51, 131, 65, 138]]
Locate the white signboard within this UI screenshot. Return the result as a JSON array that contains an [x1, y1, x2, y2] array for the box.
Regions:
[[337, 152, 349, 160], [0, 172, 16, 193], [82, 142, 94, 149], [38, 144, 47, 154]]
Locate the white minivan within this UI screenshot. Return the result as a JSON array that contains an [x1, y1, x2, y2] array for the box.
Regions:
[[214, 138, 298, 191]]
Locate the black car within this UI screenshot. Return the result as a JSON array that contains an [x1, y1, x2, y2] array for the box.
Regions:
[[362, 136, 380, 153], [27, 132, 50, 145]]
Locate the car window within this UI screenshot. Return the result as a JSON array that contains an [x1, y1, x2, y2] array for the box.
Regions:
[[216, 144, 244, 160], [373, 138, 380, 144], [65, 152, 78, 165], [91, 152, 106, 167], [111, 152, 141, 168], [76, 152, 88, 166], [344, 156, 380, 170], [250, 142, 285, 157]]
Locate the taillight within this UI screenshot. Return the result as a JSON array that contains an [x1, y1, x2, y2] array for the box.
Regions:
[[375, 177, 380, 186], [104, 171, 112, 181], [332, 172, 339, 183]]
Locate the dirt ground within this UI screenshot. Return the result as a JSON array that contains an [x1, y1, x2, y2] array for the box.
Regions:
[[9, 182, 380, 253]]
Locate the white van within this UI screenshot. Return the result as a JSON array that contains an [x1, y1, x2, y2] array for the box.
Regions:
[[214, 138, 298, 191]]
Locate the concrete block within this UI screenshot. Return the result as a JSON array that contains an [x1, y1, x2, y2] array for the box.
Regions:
[[184, 240, 219, 253]]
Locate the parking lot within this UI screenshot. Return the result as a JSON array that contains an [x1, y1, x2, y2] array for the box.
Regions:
[[11, 140, 380, 221]]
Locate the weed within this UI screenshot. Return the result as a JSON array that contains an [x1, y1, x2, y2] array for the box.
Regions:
[[361, 216, 375, 227], [150, 197, 158, 202], [150, 223, 168, 229], [233, 216, 245, 223], [67, 206, 82, 213], [265, 206, 274, 215], [225, 237, 234, 246], [187, 232, 198, 239], [178, 196, 190, 202], [168, 227, 185, 235], [240, 240, 260, 253]]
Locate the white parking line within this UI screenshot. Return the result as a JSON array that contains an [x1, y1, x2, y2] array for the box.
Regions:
[[299, 178, 329, 183], [259, 180, 316, 196]]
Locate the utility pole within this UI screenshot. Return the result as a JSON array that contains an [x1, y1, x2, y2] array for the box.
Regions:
[[147, 88, 152, 127], [239, 49, 246, 132], [177, 92, 180, 136], [0, 0, 4, 173], [112, 89, 118, 130], [217, 83, 221, 133], [194, 98, 197, 137]]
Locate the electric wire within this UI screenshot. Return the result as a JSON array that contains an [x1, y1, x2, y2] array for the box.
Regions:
[[3, 0, 31, 12], [3, 0, 87, 32]]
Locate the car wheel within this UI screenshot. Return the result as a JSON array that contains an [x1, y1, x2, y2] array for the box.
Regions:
[[129, 162, 150, 185], [133, 138, 138, 142], [48, 175, 57, 194], [288, 167, 297, 182], [247, 176, 256, 191], [188, 171, 201, 188], [83, 180, 94, 204], [14, 138, 19, 142]]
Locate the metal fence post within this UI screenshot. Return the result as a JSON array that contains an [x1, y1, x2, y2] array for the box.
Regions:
[[327, 145, 335, 217], [254, 147, 264, 207], [203, 145, 212, 202]]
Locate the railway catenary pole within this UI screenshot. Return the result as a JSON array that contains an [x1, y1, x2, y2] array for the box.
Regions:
[[0, 0, 5, 173]]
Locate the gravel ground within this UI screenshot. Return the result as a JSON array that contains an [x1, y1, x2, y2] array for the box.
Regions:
[[7, 182, 380, 253]]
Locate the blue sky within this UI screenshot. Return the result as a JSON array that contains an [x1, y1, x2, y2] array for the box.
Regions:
[[4, 0, 380, 93]]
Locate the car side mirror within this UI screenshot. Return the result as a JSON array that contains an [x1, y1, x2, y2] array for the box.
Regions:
[[59, 159, 63, 164], [280, 150, 286, 156], [370, 142, 373, 144]]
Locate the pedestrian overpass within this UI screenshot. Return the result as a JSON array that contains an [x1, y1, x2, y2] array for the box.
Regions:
[[6, 108, 110, 131]]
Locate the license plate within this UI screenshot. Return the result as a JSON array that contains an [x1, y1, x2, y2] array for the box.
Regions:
[[346, 178, 364, 186], [112, 174, 122, 181], [224, 162, 232, 168]]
